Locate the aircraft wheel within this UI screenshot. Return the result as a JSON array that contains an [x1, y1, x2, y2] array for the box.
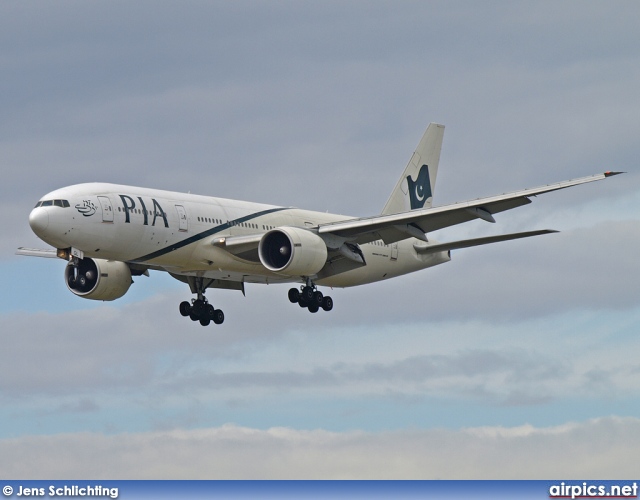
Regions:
[[199, 317, 211, 326], [192, 299, 206, 316], [322, 296, 333, 312], [179, 301, 192, 317], [308, 304, 319, 313], [288, 288, 300, 303], [312, 290, 323, 306], [301, 286, 314, 303], [206, 304, 216, 319], [298, 299, 308, 308], [213, 309, 225, 325], [189, 313, 199, 322]]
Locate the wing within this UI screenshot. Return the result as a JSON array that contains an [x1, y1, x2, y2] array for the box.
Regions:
[[318, 172, 622, 245], [16, 247, 59, 258]]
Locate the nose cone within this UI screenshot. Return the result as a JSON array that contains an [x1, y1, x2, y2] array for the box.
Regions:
[[29, 208, 49, 238]]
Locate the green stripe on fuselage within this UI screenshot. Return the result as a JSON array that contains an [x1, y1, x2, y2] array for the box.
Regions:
[[129, 207, 289, 263]]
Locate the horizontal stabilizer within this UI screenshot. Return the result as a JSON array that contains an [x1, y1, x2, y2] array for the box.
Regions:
[[16, 247, 58, 258], [413, 229, 558, 255]]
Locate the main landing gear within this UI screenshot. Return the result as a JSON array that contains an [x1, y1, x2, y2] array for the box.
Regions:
[[288, 280, 333, 314], [179, 298, 224, 326], [178, 277, 224, 327]]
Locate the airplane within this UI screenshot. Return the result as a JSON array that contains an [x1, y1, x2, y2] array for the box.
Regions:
[[17, 123, 621, 326]]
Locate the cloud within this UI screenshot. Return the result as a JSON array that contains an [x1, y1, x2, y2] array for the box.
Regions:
[[3, 289, 639, 430], [2, 2, 639, 477], [1, 417, 638, 479], [366, 219, 640, 323]]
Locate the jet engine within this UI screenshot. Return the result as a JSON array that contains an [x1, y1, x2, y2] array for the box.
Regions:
[[65, 258, 132, 301], [258, 227, 328, 276]]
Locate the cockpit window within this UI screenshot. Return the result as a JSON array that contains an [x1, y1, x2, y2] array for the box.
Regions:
[[35, 199, 70, 208]]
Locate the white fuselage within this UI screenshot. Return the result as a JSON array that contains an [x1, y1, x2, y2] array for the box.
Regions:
[[28, 183, 450, 288]]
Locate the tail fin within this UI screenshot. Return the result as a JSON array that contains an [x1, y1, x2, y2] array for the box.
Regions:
[[381, 123, 444, 215]]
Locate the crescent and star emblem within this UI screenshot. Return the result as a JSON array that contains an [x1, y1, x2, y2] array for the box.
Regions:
[[406, 164, 432, 209]]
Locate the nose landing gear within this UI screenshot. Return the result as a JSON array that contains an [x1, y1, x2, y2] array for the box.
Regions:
[[288, 280, 333, 313]]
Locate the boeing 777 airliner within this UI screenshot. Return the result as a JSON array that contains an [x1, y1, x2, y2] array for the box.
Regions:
[[18, 123, 621, 326]]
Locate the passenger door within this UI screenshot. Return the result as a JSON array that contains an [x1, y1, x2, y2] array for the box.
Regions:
[[175, 205, 188, 232], [390, 242, 398, 261], [97, 196, 114, 223]]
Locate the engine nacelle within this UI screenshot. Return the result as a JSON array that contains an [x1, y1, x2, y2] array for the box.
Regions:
[[258, 226, 328, 276], [65, 258, 132, 301]]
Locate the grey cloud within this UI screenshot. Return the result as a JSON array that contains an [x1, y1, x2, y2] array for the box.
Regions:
[[1, 221, 637, 403], [3, 1, 639, 212], [0, 296, 251, 397], [325, 219, 640, 325], [1, 293, 573, 409], [48, 398, 100, 416], [2, 1, 640, 461]]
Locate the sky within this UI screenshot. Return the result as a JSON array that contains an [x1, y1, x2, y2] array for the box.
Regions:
[[1, 0, 639, 479]]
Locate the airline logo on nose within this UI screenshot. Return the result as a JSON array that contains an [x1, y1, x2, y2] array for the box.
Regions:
[[75, 200, 98, 217], [407, 164, 432, 210]]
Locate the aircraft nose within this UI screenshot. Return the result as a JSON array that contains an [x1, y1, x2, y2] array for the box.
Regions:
[[29, 208, 49, 237]]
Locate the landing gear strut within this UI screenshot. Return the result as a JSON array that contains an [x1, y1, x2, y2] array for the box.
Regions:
[[288, 279, 333, 314], [179, 277, 224, 327]]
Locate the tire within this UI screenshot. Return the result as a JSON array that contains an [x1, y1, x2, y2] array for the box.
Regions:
[[179, 301, 192, 317], [192, 299, 206, 317], [298, 300, 308, 308], [206, 304, 216, 319], [308, 304, 319, 313], [302, 286, 314, 303], [189, 313, 199, 322], [312, 290, 323, 305], [213, 309, 225, 325], [288, 288, 300, 303], [199, 317, 211, 326], [322, 296, 333, 312]]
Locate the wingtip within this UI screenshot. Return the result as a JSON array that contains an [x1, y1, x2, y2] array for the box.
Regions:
[[604, 171, 625, 177]]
